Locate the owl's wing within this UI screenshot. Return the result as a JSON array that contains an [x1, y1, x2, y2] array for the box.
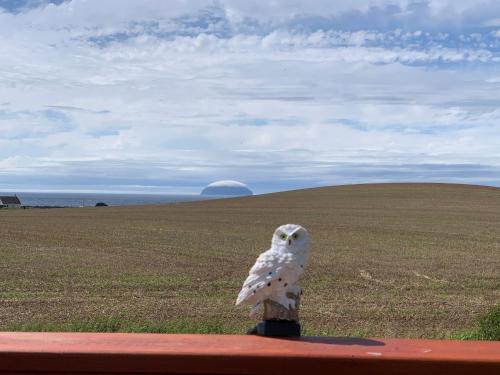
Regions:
[[236, 249, 286, 306]]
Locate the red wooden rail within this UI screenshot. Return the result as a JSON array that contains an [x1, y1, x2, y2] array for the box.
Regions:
[[0, 332, 499, 374]]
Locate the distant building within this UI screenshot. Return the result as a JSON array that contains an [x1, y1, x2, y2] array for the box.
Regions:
[[0, 196, 22, 208]]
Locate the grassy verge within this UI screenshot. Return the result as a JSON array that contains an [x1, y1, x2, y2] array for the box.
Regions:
[[5, 305, 500, 340], [7, 316, 239, 334], [450, 305, 500, 340]]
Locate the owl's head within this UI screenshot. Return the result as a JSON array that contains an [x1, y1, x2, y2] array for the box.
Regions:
[[272, 224, 309, 254]]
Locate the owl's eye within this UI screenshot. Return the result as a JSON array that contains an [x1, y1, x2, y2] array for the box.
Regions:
[[279, 233, 287, 241], [292, 233, 299, 240]]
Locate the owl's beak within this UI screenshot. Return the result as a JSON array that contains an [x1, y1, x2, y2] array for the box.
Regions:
[[288, 239, 292, 246]]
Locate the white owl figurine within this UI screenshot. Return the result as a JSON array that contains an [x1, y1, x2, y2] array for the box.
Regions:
[[236, 224, 310, 316]]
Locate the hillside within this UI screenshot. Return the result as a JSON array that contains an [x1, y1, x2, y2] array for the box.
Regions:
[[0, 183, 498, 337]]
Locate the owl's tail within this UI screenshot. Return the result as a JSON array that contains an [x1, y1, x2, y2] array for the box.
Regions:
[[249, 302, 262, 317]]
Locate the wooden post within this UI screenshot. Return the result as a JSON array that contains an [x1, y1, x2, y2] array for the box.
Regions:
[[263, 292, 300, 322], [250, 291, 302, 337]]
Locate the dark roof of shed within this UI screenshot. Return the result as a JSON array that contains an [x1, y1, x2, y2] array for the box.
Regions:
[[0, 196, 21, 204]]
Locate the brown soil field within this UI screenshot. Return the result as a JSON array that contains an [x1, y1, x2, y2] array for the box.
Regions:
[[0, 183, 499, 338]]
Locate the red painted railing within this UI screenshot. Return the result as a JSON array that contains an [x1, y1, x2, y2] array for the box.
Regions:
[[0, 332, 499, 374]]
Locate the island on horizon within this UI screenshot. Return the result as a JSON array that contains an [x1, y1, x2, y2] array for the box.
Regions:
[[201, 180, 253, 196]]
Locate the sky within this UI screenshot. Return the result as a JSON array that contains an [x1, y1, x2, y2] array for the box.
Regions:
[[0, 0, 500, 194]]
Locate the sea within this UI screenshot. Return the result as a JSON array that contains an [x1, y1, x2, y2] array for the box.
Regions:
[[1, 192, 224, 207]]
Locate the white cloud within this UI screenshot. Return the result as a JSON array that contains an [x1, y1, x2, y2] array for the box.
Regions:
[[0, 0, 500, 191]]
